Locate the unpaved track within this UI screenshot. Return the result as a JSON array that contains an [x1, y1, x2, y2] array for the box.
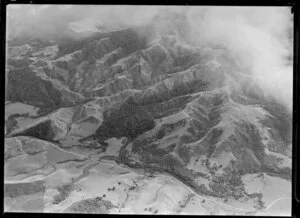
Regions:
[[8, 137, 291, 214]]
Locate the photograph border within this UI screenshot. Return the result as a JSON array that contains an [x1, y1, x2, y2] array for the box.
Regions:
[[1, 1, 298, 217]]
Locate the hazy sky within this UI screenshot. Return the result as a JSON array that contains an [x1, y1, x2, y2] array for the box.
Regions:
[[7, 5, 293, 111]]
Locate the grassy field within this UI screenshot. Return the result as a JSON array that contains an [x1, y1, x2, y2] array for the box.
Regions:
[[5, 102, 38, 120]]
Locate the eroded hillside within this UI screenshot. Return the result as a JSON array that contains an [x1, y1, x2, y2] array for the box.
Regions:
[[5, 8, 292, 215]]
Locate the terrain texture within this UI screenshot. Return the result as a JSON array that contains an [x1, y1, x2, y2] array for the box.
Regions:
[[5, 9, 292, 215]]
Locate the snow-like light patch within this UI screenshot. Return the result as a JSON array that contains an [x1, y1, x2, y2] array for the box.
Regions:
[[32, 45, 59, 59], [54, 50, 82, 62], [186, 155, 209, 175], [242, 173, 291, 208], [155, 111, 187, 126], [100, 138, 125, 157], [265, 151, 291, 168], [15, 117, 37, 129], [214, 101, 273, 147], [7, 44, 32, 57], [68, 116, 101, 139], [255, 198, 291, 216], [50, 108, 75, 138], [5, 103, 39, 120], [69, 18, 102, 33], [96, 47, 122, 65], [209, 151, 236, 174]]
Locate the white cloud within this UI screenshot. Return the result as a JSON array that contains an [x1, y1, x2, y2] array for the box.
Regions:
[[6, 5, 293, 111], [187, 6, 293, 111]]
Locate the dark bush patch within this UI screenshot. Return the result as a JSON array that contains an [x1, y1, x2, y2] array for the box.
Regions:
[[13, 120, 55, 141]]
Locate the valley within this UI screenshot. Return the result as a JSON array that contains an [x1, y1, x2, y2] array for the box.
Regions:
[[4, 6, 292, 215]]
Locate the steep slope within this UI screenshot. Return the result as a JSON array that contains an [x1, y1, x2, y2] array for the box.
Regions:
[[5, 9, 292, 213]]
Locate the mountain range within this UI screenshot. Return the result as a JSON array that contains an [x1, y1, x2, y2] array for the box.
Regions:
[[5, 8, 292, 214]]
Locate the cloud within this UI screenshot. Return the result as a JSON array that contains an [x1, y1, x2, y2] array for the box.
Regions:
[[186, 6, 293, 111], [6, 5, 163, 40], [6, 5, 293, 111]]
